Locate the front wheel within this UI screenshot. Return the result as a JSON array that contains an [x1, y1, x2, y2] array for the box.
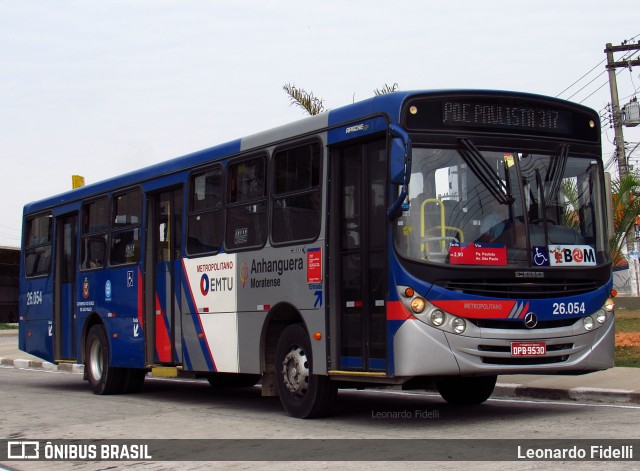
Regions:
[[85, 324, 126, 395], [275, 324, 336, 418], [435, 375, 497, 405]]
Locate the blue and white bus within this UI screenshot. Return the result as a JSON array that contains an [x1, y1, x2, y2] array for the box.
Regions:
[[19, 90, 615, 418]]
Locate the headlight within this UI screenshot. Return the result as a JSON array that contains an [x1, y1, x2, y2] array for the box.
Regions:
[[452, 317, 467, 334], [430, 310, 446, 326], [596, 310, 607, 324], [603, 297, 615, 313], [583, 316, 594, 331], [397, 286, 474, 335], [410, 297, 426, 314]]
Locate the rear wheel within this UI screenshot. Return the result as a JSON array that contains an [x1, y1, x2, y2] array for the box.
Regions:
[[435, 375, 497, 405], [85, 324, 125, 395], [121, 368, 147, 393], [275, 324, 336, 418]]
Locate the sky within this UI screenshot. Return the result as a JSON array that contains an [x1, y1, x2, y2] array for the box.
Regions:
[[1, 0, 639, 247]]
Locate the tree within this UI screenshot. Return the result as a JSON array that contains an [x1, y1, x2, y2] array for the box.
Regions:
[[373, 83, 399, 96], [282, 83, 326, 116], [561, 173, 640, 267], [610, 172, 640, 267], [283, 83, 400, 116]]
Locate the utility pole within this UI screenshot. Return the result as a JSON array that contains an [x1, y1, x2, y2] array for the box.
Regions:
[[605, 41, 640, 295], [605, 42, 640, 177]]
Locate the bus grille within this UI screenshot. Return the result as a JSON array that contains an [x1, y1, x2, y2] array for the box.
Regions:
[[469, 318, 579, 329], [436, 279, 599, 299], [481, 355, 569, 365], [479, 343, 573, 353]]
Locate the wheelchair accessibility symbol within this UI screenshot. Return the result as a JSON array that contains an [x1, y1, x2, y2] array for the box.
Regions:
[[533, 247, 550, 266]]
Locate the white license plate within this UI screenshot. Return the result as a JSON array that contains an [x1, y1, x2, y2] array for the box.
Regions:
[[511, 341, 546, 357]]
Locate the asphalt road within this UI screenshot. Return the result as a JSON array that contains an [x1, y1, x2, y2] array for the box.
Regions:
[[1, 366, 639, 470]]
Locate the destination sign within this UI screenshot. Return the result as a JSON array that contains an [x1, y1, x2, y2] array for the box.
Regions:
[[441, 101, 570, 134], [403, 94, 600, 142]]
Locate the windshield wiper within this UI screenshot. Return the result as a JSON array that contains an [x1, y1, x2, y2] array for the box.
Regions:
[[545, 144, 569, 205], [458, 138, 513, 205]]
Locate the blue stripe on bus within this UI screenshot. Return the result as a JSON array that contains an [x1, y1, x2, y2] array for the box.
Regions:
[[327, 93, 407, 145], [180, 272, 216, 372], [23, 139, 243, 214]]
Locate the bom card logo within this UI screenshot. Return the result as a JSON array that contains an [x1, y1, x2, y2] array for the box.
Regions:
[[547, 245, 596, 267]]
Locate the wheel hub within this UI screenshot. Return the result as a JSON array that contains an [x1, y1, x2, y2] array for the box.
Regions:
[[89, 340, 103, 381], [281, 346, 309, 397]]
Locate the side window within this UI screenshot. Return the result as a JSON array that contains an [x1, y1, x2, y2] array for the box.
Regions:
[[110, 189, 142, 265], [24, 213, 52, 277], [271, 142, 322, 244], [225, 156, 267, 251], [81, 198, 109, 270], [187, 166, 224, 255]]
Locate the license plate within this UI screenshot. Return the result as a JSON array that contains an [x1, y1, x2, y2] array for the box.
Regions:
[[511, 341, 546, 357]]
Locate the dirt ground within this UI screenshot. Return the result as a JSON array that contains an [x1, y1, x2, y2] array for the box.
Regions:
[[616, 332, 640, 347]]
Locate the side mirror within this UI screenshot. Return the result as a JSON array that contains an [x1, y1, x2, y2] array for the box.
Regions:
[[390, 138, 406, 185], [387, 125, 412, 220]]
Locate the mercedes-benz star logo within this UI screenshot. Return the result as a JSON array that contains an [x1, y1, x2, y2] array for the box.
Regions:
[[524, 312, 538, 329]]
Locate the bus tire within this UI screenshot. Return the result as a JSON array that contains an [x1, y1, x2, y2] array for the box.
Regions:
[[85, 324, 125, 395], [275, 324, 336, 418], [207, 373, 261, 388], [122, 368, 147, 394], [435, 375, 497, 405]]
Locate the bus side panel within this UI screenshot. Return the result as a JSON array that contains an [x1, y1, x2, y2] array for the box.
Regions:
[[180, 256, 236, 373], [21, 320, 54, 363], [105, 267, 146, 368], [235, 247, 326, 375], [19, 277, 54, 362], [103, 316, 146, 368], [76, 267, 145, 368]]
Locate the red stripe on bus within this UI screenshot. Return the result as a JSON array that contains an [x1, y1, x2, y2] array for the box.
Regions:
[[155, 294, 172, 363], [137, 268, 144, 329], [430, 299, 517, 319], [387, 300, 412, 321]]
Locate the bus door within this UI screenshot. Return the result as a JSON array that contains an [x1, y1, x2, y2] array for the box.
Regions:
[[145, 187, 184, 365], [53, 212, 78, 361], [331, 139, 388, 372]]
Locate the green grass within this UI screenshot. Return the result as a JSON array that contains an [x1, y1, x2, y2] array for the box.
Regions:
[[615, 313, 640, 333], [615, 310, 640, 367], [0, 323, 18, 330], [615, 346, 640, 367]]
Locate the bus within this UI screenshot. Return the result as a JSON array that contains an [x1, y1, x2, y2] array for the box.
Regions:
[[19, 90, 615, 418]]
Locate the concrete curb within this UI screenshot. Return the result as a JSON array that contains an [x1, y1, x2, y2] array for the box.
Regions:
[[494, 382, 640, 405], [0, 330, 19, 337], [1, 357, 84, 374]]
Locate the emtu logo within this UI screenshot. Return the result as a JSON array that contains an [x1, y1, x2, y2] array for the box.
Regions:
[[200, 274, 209, 296]]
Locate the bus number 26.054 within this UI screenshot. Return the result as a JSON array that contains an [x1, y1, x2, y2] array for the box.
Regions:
[[552, 302, 585, 315], [26, 290, 43, 306]]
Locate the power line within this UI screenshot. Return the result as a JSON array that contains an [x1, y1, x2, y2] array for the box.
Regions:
[[565, 70, 607, 101], [555, 59, 606, 97], [557, 37, 640, 105], [580, 51, 640, 104]]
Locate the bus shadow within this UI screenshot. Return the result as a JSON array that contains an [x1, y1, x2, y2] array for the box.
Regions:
[[38, 374, 592, 425], [330, 388, 588, 426]]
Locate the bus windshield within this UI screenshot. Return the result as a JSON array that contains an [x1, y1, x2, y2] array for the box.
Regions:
[[395, 143, 609, 268]]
